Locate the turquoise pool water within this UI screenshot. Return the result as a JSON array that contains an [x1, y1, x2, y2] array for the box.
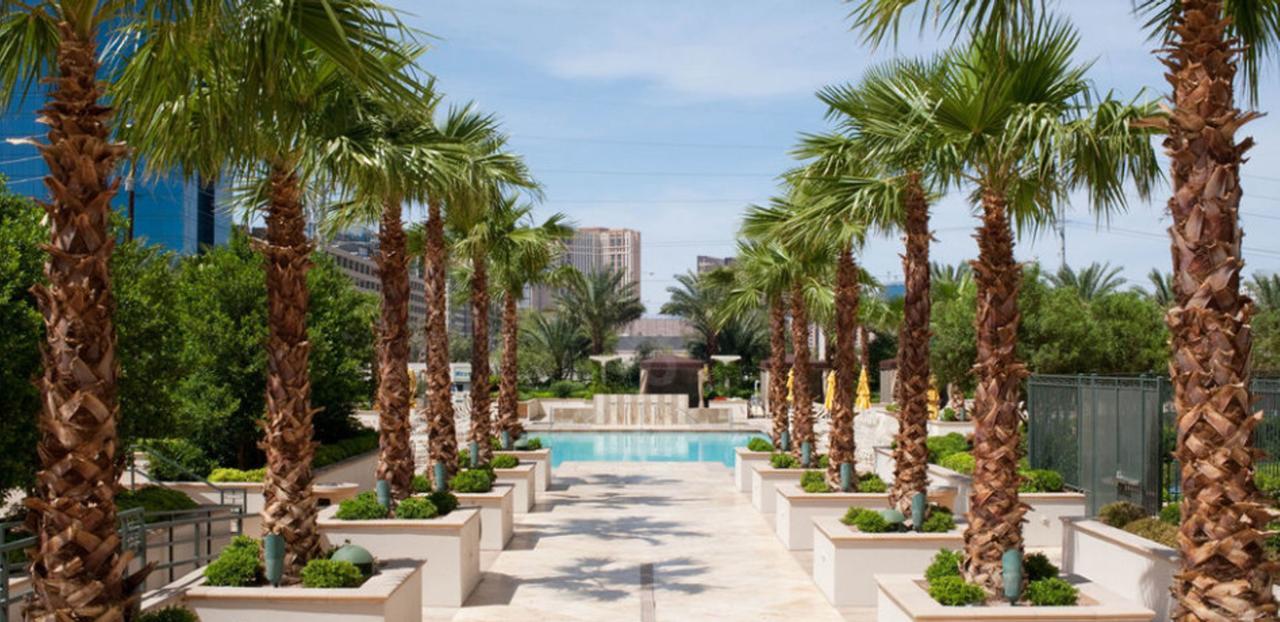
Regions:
[[534, 431, 767, 467]]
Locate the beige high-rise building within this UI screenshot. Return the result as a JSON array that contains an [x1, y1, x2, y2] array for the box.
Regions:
[[525, 226, 642, 310]]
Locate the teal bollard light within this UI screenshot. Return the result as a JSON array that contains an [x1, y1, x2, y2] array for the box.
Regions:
[[375, 479, 391, 509], [1002, 548, 1024, 604], [433, 461, 448, 494], [911, 492, 927, 532], [469, 440, 479, 468], [839, 463, 853, 492], [263, 533, 284, 587], [801, 441, 812, 468], [501, 430, 512, 450], [780, 430, 790, 452]]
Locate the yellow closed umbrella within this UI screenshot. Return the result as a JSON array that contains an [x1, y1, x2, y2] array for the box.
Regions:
[[786, 368, 795, 403], [823, 370, 836, 411], [855, 367, 872, 410], [927, 374, 941, 419]]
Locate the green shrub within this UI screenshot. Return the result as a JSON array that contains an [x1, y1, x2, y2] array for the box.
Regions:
[[335, 492, 388, 520], [770, 453, 797, 469], [1098, 501, 1147, 529], [450, 469, 494, 494], [313, 430, 379, 469], [203, 536, 260, 587], [817, 454, 830, 469], [1159, 502, 1181, 525], [393, 497, 438, 520], [858, 473, 887, 493], [926, 433, 969, 463], [1256, 470, 1280, 499], [135, 606, 199, 622], [928, 576, 986, 606], [428, 491, 459, 516], [457, 448, 473, 467], [938, 452, 974, 475], [300, 559, 364, 588], [747, 437, 773, 452], [921, 508, 956, 533], [1024, 552, 1059, 582], [490, 437, 503, 450], [1123, 517, 1178, 548], [525, 437, 543, 450], [940, 407, 957, 422], [800, 470, 830, 493], [1026, 577, 1079, 606], [924, 549, 964, 582], [841, 508, 889, 533], [550, 380, 579, 398], [411, 474, 431, 494], [117, 486, 198, 518], [1019, 469, 1065, 493], [139, 438, 214, 481], [491, 455, 519, 469], [208, 467, 266, 483]]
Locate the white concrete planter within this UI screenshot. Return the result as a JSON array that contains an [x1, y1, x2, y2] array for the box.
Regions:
[[495, 448, 551, 492], [494, 463, 536, 513], [927, 463, 973, 514], [452, 485, 514, 551], [183, 559, 424, 622], [1021, 492, 1087, 549], [749, 465, 803, 514], [734, 449, 772, 493], [157, 481, 359, 536], [874, 574, 1154, 621], [773, 485, 958, 550], [873, 446, 897, 484], [317, 506, 481, 607], [927, 420, 975, 438], [812, 516, 964, 607], [1062, 518, 1177, 621]]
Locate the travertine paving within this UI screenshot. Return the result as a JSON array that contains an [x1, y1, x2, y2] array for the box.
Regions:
[[444, 461, 844, 621]]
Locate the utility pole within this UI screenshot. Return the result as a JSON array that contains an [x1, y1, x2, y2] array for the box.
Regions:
[[1057, 217, 1066, 268]]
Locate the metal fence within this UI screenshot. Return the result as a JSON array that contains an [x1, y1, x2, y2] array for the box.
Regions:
[[1027, 374, 1280, 515]]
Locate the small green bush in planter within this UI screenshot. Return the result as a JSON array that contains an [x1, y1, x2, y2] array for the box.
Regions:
[[817, 454, 830, 469], [1256, 470, 1280, 499], [1123, 517, 1178, 548], [1024, 551, 1059, 582], [524, 437, 543, 450], [939, 407, 957, 422], [490, 437, 503, 450], [393, 497, 438, 519], [1026, 577, 1079, 606], [926, 433, 969, 463], [428, 490, 459, 515], [300, 558, 364, 588], [450, 469, 494, 493], [857, 473, 887, 493], [491, 454, 519, 469], [1019, 469, 1065, 493], [411, 474, 431, 494], [208, 467, 266, 483], [920, 508, 956, 533], [1159, 501, 1181, 525], [1098, 501, 1147, 529], [203, 536, 260, 587], [800, 470, 830, 493], [770, 453, 797, 469], [746, 437, 773, 452], [335, 492, 389, 520], [938, 452, 974, 475], [924, 549, 963, 582], [135, 606, 199, 622], [841, 508, 889, 533], [928, 576, 986, 606], [457, 448, 471, 466]]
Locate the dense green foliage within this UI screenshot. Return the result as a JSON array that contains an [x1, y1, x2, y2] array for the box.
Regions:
[[858, 473, 888, 493], [800, 470, 830, 493], [523, 437, 543, 450], [491, 455, 519, 469], [314, 430, 379, 469], [841, 507, 889, 533], [920, 507, 956, 533], [1024, 552, 1059, 582], [335, 492, 389, 521], [924, 549, 964, 582], [770, 453, 798, 469], [116, 486, 199, 518], [1026, 577, 1079, 606], [1159, 502, 1182, 525], [1019, 469, 1065, 493], [747, 437, 773, 452], [135, 607, 199, 622], [938, 452, 974, 475], [926, 433, 970, 463], [427, 491, 459, 516], [928, 576, 986, 606], [450, 469, 494, 493], [412, 474, 431, 494], [0, 181, 43, 493], [139, 438, 215, 481], [1099, 501, 1148, 529], [208, 467, 266, 483], [1123, 517, 1178, 548], [113, 238, 185, 447], [393, 497, 438, 519], [1256, 470, 1280, 500], [203, 536, 261, 587], [300, 559, 365, 588]]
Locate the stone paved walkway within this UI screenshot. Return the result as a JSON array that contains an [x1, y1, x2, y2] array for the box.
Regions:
[[441, 461, 845, 622]]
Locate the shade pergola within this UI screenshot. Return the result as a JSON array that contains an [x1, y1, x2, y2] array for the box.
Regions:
[[638, 356, 705, 407]]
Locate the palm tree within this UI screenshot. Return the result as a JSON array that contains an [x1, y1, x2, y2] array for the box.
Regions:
[[556, 268, 645, 355], [931, 262, 974, 302], [1143, 269, 1175, 308], [661, 271, 730, 360], [1047, 262, 1126, 299], [1248, 274, 1280, 311], [483, 199, 573, 447], [522, 311, 590, 382]]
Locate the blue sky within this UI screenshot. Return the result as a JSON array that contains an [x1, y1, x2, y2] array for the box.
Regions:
[[395, 0, 1280, 310]]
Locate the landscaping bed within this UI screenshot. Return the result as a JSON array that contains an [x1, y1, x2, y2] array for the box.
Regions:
[[773, 477, 957, 550], [812, 512, 963, 607]]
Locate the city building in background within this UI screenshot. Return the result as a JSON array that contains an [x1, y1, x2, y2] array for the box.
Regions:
[[525, 226, 642, 311], [696, 255, 735, 274], [618, 316, 690, 354]]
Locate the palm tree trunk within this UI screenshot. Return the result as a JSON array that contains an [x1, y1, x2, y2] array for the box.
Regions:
[[424, 198, 458, 484], [497, 291, 524, 442], [1163, 2, 1275, 618], [828, 245, 859, 488], [375, 197, 413, 500], [962, 188, 1029, 593], [768, 297, 789, 448], [891, 172, 933, 511], [858, 325, 871, 373], [25, 19, 145, 620], [789, 284, 814, 465], [469, 250, 494, 463]]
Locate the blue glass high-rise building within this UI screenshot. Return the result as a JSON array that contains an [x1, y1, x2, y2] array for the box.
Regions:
[[1, 94, 230, 255]]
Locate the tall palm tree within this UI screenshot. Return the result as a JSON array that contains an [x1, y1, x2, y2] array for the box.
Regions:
[[931, 262, 974, 302], [483, 199, 573, 447], [1144, 268, 1175, 308], [522, 311, 590, 382], [556, 268, 645, 356], [661, 270, 729, 360], [1248, 273, 1280, 311], [1047, 262, 1127, 299]]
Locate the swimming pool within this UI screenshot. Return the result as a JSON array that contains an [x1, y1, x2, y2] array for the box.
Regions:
[[533, 431, 768, 467]]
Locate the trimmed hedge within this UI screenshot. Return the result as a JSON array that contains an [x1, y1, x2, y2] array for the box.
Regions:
[[300, 559, 364, 588], [117, 486, 199, 519], [1026, 577, 1079, 606], [208, 467, 266, 483], [770, 453, 797, 469], [1098, 501, 1147, 529], [746, 437, 773, 452], [203, 536, 260, 587], [926, 433, 969, 463], [491, 454, 519, 469], [393, 497, 438, 520], [450, 469, 494, 494], [335, 491, 388, 520], [938, 452, 974, 475], [800, 470, 830, 493], [314, 430, 378, 469], [928, 576, 986, 606]]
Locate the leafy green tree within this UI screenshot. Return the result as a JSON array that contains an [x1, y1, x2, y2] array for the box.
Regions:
[[0, 179, 44, 494]]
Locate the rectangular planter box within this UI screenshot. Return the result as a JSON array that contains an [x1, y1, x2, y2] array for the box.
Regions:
[[749, 465, 803, 514], [774, 485, 957, 550], [453, 485, 514, 551], [875, 574, 1154, 621], [812, 516, 964, 607], [734, 449, 773, 493], [1062, 518, 1177, 621], [183, 559, 424, 622], [494, 463, 536, 513], [317, 506, 481, 607], [495, 448, 551, 492], [1021, 492, 1087, 549], [927, 463, 973, 514], [927, 420, 975, 438]]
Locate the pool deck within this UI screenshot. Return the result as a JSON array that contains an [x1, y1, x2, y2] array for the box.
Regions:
[[437, 461, 851, 621]]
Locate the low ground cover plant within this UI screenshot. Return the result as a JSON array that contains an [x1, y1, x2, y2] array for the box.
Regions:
[[770, 452, 797, 469], [394, 497, 439, 519], [800, 470, 829, 493], [857, 473, 887, 493], [300, 558, 365, 588], [208, 467, 266, 483], [450, 469, 494, 494], [928, 576, 986, 606], [922, 548, 1078, 607], [926, 433, 969, 463], [1026, 577, 1079, 606], [1098, 501, 1148, 529], [335, 492, 389, 520], [747, 437, 773, 452], [135, 606, 199, 622], [938, 452, 974, 475], [203, 536, 261, 587], [491, 454, 519, 469], [524, 437, 544, 450]]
